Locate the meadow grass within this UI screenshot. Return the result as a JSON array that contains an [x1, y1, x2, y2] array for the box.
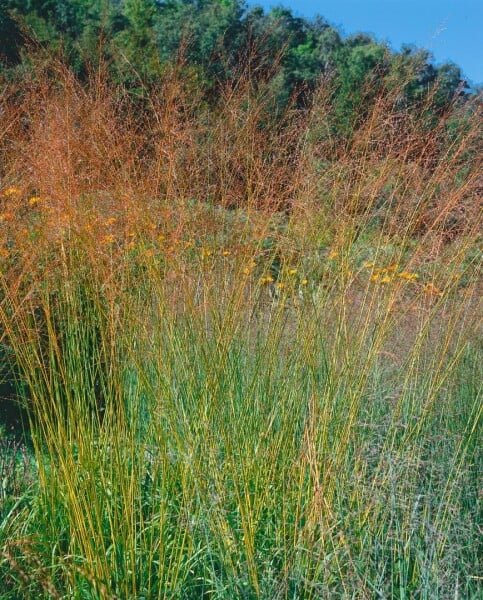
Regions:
[[0, 60, 481, 598]]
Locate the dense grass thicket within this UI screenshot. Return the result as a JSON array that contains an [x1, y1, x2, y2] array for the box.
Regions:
[[0, 53, 481, 598]]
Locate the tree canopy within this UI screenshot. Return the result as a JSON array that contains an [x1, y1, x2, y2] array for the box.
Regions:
[[0, 0, 471, 126]]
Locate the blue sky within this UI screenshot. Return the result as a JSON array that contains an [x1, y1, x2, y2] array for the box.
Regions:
[[248, 1, 483, 86]]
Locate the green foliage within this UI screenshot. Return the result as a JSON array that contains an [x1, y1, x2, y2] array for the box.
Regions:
[[332, 34, 388, 127], [0, 0, 469, 123], [0, 2, 22, 66], [154, 0, 245, 82]]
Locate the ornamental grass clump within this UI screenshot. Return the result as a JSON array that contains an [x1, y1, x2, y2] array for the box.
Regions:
[[0, 54, 480, 598]]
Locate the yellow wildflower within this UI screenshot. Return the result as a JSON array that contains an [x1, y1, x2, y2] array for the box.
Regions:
[[328, 251, 338, 260], [398, 271, 418, 281], [288, 269, 298, 275], [101, 234, 116, 245], [276, 282, 285, 290], [28, 196, 42, 206], [3, 186, 20, 197], [370, 274, 379, 282], [222, 250, 231, 256], [380, 275, 392, 284], [243, 268, 251, 275], [387, 263, 399, 272], [301, 279, 308, 285], [363, 261, 375, 268], [104, 217, 117, 226]]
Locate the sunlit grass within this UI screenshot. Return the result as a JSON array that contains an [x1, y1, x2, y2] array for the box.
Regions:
[[0, 59, 480, 598]]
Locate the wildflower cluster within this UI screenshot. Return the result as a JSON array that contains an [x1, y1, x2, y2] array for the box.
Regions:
[[365, 262, 419, 284], [363, 260, 446, 297]]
